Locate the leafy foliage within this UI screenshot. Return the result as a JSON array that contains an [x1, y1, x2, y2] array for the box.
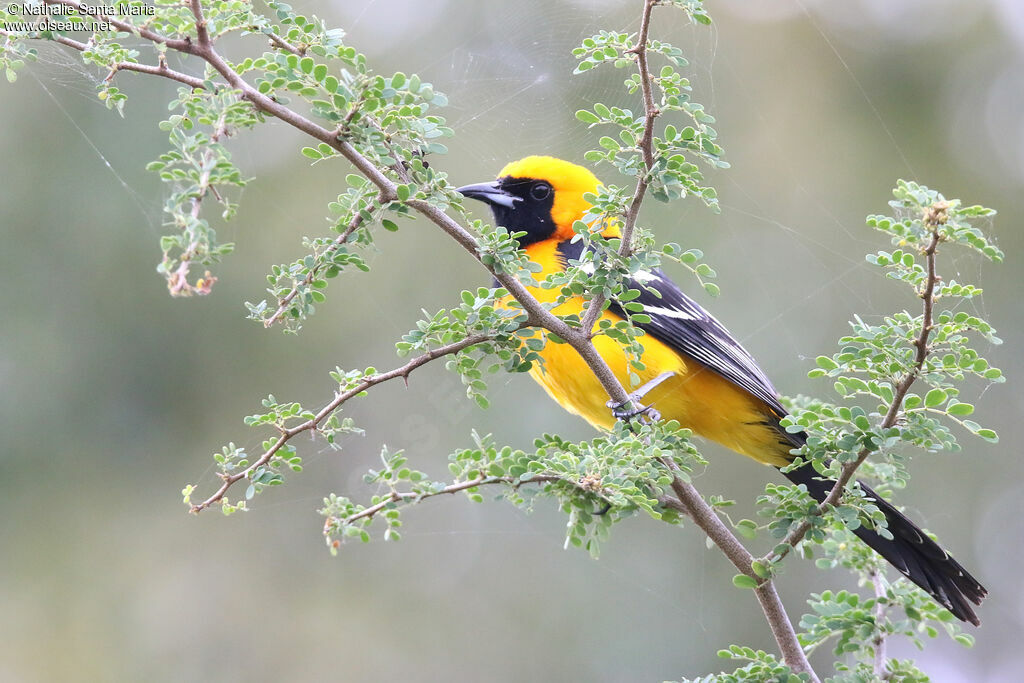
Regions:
[[149, 88, 258, 295], [322, 421, 702, 557], [396, 287, 539, 408], [0, 25, 36, 83], [674, 646, 806, 683], [573, 30, 726, 209], [758, 182, 999, 677]]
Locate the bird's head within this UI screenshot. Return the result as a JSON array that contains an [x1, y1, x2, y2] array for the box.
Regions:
[[457, 156, 602, 247]]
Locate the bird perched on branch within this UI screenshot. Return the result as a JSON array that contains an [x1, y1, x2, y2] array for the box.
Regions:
[[458, 155, 986, 625]]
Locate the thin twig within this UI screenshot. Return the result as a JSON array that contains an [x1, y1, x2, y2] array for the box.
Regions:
[[619, 0, 659, 249], [167, 108, 230, 296], [770, 209, 945, 561], [0, 29, 206, 88], [579, 0, 659, 335], [327, 474, 562, 531], [188, 0, 211, 49], [190, 330, 517, 512], [263, 195, 383, 327], [261, 29, 304, 55], [43, 0, 193, 52]]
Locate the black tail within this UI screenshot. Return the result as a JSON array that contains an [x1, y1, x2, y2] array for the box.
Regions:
[[782, 462, 987, 625]]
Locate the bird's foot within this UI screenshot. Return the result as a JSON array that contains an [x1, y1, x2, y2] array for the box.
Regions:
[[609, 399, 661, 422], [607, 371, 675, 423]]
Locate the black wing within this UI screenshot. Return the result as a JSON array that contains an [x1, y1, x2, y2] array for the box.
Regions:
[[557, 240, 787, 417]]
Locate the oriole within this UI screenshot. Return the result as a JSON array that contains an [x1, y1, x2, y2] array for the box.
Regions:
[[458, 155, 986, 625]]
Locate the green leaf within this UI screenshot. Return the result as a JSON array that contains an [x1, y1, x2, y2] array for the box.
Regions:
[[975, 428, 998, 443], [735, 519, 757, 539], [815, 356, 839, 371], [946, 402, 974, 416], [732, 574, 758, 589], [575, 109, 600, 124], [925, 388, 948, 407]]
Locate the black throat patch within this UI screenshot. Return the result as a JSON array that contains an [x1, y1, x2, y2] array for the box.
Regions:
[[489, 176, 557, 247]]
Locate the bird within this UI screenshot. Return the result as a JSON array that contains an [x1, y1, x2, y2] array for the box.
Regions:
[[457, 155, 987, 625]]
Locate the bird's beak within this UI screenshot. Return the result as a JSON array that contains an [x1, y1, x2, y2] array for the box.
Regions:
[[456, 180, 520, 209]]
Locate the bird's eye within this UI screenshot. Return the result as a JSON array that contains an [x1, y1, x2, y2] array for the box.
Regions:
[[530, 182, 552, 201]]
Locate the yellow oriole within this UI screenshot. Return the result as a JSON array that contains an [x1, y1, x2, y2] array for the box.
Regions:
[[458, 155, 986, 625]]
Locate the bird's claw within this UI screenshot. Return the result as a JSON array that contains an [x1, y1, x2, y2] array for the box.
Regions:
[[608, 396, 661, 422], [607, 371, 674, 423]]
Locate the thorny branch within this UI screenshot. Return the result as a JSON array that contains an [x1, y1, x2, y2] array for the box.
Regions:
[[324, 473, 562, 538], [0, 27, 206, 88], [768, 205, 946, 564], [167, 107, 230, 296], [259, 29, 304, 56], [262, 195, 383, 327], [662, 459, 817, 679], [579, 0, 659, 335], [189, 329, 528, 513]]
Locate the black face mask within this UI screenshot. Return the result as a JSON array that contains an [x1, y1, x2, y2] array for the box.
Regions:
[[457, 177, 556, 247]]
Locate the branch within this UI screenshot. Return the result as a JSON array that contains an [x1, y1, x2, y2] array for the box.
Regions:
[[43, 0, 194, 52], [0, 29, 206, 89], [579, 0, 659, 335], [580, 5, 816, 673], [167, 107, 231, 296], [34, 0, 630, 506], [326, 473, 561, 531], [771, 208, 945, 560], [259, 28, 304, 56], [661, 459, 819, 681], [263, 195, 382, 327], [34, 3, 609, 389], [188, 0, 211, 49], [182, 2, 809, 673], [189, 330, 516, 513], [620, 0, 659, 249]]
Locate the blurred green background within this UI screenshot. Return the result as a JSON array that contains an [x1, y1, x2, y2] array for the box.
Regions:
[[1, 0, 1021, 680]]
